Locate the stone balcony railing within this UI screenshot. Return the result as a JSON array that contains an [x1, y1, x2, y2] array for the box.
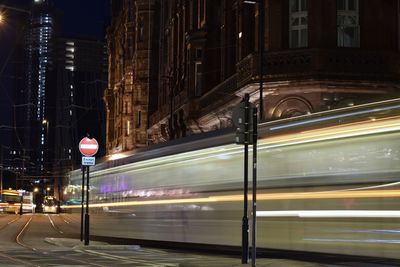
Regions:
[[237, 48, 400, 88]]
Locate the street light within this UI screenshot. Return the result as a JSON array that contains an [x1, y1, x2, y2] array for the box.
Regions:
[[0, 5, 30, 14], [241, 3, 265, 266], [0, 4, 30, 27], [258, 0, 265, 122], [244, 0, 265, 121]]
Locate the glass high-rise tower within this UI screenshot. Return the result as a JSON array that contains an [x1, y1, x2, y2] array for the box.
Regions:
[[23, 0, 55, 174]]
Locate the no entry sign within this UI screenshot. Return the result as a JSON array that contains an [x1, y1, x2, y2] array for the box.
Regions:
[[79, 137, 99, 157]]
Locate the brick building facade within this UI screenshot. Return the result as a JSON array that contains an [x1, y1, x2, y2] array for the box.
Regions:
[[105, 0, 400, 154]]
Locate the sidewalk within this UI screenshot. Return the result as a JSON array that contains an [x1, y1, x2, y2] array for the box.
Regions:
[[44, 238, 328, 267]]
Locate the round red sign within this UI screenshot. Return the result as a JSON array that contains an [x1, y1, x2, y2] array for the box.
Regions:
[[79, 137, 99, 157]]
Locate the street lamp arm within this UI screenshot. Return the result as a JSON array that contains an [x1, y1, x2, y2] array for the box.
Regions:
[[0, 5, 31, 14]]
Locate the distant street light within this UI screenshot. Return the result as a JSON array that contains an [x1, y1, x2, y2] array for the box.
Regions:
[[0, 5, 30, 29]]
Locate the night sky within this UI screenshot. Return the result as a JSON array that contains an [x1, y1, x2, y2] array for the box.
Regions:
[[0, 0, 110, 146]]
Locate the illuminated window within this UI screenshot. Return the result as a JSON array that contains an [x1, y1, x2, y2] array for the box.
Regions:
[[123, 101, 127, 114], [289, 0, 308, 48], [126, 120, 131, 136], [337, 0, 359, 47]]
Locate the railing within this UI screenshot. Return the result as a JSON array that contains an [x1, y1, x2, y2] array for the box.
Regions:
[[149, 48, 400, 127], [236, 49, 400, 88]]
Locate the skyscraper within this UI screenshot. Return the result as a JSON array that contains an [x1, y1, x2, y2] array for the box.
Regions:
[[14, 0, 57, 182], [51, 37, 107, 175], [11, 0, 107, 192]]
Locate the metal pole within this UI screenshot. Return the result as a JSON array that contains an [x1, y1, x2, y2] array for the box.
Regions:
[[169, 81, 175, 141], [259, 0, 265, 121], [84, 166, 90, 246], [242, 93, 250, 264], [251, 107, 258, 267], [0, 145, 3, 200], [57, 176, 61, 213], [80, 165, 85, 241], [19, 194, 23, 215]]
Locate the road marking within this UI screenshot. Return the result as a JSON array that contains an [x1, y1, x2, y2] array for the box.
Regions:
[[47, 214, 63, 234], [15, 216, 36, 251], [81, 249, 177, 266]]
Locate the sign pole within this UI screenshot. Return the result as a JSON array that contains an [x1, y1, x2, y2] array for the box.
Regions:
[[251, 107, 258, 267], [78, 135, 98, 246], [241, 93, 250, 264], [80, 165, 85, 242], [84, 166, 90, 246]]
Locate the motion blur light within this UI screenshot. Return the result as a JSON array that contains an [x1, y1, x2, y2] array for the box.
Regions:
[[0, 14, 4, 23], [109, 153, 128, 161]]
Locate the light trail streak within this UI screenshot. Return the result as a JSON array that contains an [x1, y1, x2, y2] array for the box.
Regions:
[[62, 189, 400, 209], [257, 210, 400, 218], [91, 116, 400, 178]]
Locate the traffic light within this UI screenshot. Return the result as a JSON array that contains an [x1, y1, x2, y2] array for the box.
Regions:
[[232, 101, 255, 145]]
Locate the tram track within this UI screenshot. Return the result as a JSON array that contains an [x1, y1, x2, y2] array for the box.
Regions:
[[46, 214, 64, 234], [0, 215, 38, 266], [0, 215, 22, 231], [37, 214, 109, 267], [14, 215, 37, 251], [0, 214, 109, 267], [0, 250, 38, 267]]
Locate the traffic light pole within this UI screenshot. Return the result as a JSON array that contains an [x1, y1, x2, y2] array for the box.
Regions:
[[251, 107, 258, 267], [241, 94, 250, 264], [233, 94, 257, 265]]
